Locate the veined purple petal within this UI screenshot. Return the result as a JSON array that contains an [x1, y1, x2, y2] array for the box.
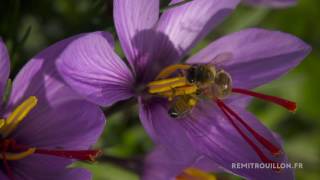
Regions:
[[11, 97, 105, 149], [12, 155, 90, 180], [156, 0, 240, 61], [114, 0, 159, 74], [6, 33, 105, 149], [0, 38, 10, 102], [139, 98, 199, 164], [179, 101, 294, 180], [139, 97, 293, 179], [243, 0, 296, 8], [56, 31, 135, 106], [187, 28, 311, 89], [138, 95, 251, 160]]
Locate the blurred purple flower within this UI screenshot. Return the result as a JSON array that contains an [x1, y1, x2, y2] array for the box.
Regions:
[[56, 0, 310, 179], [143, 146, 219, 180], [0, 38, 105, 180], [243, 0, 297, 8]]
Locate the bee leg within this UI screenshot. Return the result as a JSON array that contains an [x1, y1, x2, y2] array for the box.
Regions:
[[168, 87, 176, 101], [155, 64, 191, 80]]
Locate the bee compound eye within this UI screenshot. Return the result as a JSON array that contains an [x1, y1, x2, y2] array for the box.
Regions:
[[187, 66, 197, 83]]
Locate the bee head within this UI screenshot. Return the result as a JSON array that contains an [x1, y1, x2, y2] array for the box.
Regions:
[[187, 64, 216, 84], [186, 65, 198, 84]]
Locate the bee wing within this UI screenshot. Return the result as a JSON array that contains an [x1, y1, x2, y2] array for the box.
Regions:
[[208, 52, 233, 66]]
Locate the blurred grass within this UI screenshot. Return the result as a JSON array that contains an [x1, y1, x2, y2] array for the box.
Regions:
[[1, 0, 319, 179]]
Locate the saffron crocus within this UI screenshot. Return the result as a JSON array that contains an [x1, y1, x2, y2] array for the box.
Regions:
[[243, 0, 296, 8], [143, 146, 219, 180], [0, 38, 105, 180], [56, 0, 310, 179]]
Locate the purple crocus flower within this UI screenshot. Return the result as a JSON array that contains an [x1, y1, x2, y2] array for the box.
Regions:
[[243, 0, 296, 8], [0, 38, 105, 180], [56, 0, 310, 179]]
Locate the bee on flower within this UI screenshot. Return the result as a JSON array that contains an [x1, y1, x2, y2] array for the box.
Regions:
[[56, 0, 311, 179]]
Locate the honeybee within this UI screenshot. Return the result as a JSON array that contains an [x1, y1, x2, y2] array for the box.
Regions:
[[148, 53, 233, 118], [166, 67, 232, 118]]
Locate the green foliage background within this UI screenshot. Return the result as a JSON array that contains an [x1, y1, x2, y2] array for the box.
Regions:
[[0, 0, 319, 179]]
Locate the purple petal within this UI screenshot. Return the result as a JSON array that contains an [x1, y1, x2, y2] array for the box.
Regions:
[[143, 146, 221, 180], [138, 95, 251, 158], [156, 0, 240, 61], [6, 34, 105, 149], [0, 171, 9, 180], [243, 0, 296, 8], [12, 155, 90, 180], [139, 97, 294, 179], [11, 97, 105, 149], [114, 0, 159, 73], [192, 156, 222, 172], [59, 168, 91, 180], [139, 98, 199, 163], [0, 38, 10, 102], [57, 31, 135, 106], [179, 101, 294, 180], [143, 146, 192, 180], [188, 28, 311, 89]]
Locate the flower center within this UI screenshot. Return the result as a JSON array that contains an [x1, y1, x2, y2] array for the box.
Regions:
[[147, 63, 297, 171], [175, 167, 216, 180], [0, 96, 101, 180]]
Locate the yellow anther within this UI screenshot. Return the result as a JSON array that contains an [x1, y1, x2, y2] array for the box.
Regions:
[[176, 167, 216, 180], [155, 64, 191, 80], [148, 77, 187, 86], [148, 77, 188, 94], [160, 85, 198, 98], [0, 119, 5, 129], [0, 148, 36, 161], [0, 96, 38, 137]]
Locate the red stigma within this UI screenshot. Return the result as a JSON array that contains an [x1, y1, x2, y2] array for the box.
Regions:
[[1, 140, 16, 180], [215, 100, 273, 163], [1, 139, 102, 179], [232, 88, 297, 112], [218, 100, 282, 156], [215, 99, 282, 172], [34, 149, 102, 162]]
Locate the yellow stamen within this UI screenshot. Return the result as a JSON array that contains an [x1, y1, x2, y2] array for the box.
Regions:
[[0, 148, 36, 161], [160, 85, 198, 100], [148, 77, 189, 94], [148, 77, 187, 86], [0, 96, 38, 137], [0, 119, 5, 129], [176, 167, 216, 180], [155, 64, 191, 80]]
